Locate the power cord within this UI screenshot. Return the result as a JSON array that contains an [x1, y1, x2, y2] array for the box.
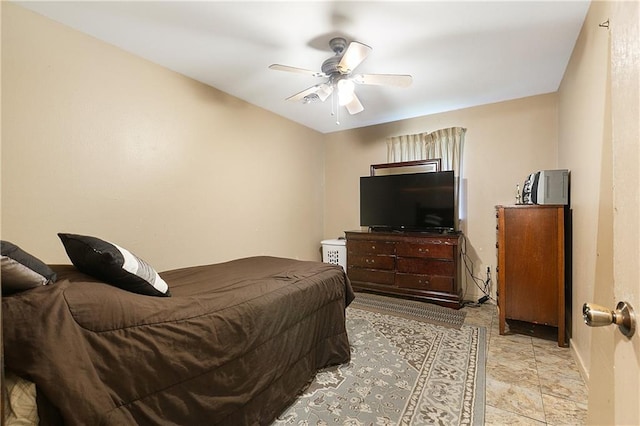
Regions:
[[459, 235, 492, 307]]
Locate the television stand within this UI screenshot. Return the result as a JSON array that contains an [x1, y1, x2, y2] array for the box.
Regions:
[[345, 230, 462, 309]]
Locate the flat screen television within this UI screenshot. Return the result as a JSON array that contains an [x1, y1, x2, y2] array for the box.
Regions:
[[360, 170, 456, 232]]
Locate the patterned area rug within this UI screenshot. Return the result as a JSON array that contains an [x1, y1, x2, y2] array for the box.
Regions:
[[350, 292, 467, 329], [274, 305, 486, 425]]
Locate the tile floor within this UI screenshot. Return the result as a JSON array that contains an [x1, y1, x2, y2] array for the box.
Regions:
[[462, 303, 588, 425]]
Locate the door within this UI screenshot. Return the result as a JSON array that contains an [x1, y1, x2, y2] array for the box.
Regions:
[[587, 2, 640, 424]]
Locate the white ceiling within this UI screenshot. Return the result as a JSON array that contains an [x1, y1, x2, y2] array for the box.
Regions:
[[16, 1, 591, 134]]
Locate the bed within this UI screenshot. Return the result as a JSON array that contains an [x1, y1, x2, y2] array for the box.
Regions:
[[2, 254, 354, 425]]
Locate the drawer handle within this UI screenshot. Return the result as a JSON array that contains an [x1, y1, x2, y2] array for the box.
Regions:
[[418, 279, 430, 284], [366, 259, 375, 264], [371, 245, 376, 250], [418, 248, 430, 253]]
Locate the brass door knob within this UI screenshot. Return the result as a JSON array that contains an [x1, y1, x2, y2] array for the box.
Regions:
[[582, 301, 636, 338]]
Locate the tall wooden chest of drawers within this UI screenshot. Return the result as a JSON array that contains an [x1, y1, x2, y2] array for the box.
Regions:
[[345, 230, 462, 308], [496, 205, 568, 346]]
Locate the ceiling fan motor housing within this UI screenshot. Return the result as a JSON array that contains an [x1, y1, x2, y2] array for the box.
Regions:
[[321, 57, 342, 75], [322, 37, 349, 75]]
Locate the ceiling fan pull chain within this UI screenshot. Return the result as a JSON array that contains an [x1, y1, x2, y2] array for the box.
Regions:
[[331, 89, 335, 116], [330, 88, 336, 118]]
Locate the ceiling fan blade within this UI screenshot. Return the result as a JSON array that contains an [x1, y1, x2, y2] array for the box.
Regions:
[[285, 85, 322, 102], [269, 64, 326, 78], [344, 92, 364, 115], [337, 41, 372, 74], [353, 73, 413, 87]]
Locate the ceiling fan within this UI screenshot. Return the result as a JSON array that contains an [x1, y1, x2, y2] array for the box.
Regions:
[[269, 37, 412, 119]]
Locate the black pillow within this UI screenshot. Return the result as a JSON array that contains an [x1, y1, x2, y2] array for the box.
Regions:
[[58, 233, 170, 297], [1, 241, 57, 295]]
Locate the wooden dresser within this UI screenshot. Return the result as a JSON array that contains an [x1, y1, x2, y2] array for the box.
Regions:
[[496, 205, 568, 346], [345, 230, 462, 308]]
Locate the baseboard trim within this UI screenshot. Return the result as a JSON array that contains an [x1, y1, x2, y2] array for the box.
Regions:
[[570, 338, 589, 392]]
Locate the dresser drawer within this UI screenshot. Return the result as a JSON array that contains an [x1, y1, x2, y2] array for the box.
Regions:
[[396, 273, 454, 292], [348, 254, 395, 270], [347, 267, 395, 285], [345, 230, 462, 309], [347, 240, 395, 255], [396, 257, 454, 276], [395, 242, 453, 259]]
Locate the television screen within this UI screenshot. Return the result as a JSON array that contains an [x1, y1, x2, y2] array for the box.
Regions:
[[360, 170, 455, 232]]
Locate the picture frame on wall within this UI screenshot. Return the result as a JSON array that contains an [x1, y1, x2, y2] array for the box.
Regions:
[[370, 159, 441, 176]]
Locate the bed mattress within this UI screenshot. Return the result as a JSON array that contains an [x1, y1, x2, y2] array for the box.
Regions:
[[3, 256, 354, 425]]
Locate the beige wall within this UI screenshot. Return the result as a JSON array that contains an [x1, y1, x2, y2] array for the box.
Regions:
[[557, 0, 612, 381], [1, 3, 326, 270], [323, 94, 559, 301]]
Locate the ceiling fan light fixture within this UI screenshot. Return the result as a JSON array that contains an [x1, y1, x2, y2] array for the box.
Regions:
[[316, 83, 333, 102], [302, 94, 319, 104], [337, 79, 355, 106]]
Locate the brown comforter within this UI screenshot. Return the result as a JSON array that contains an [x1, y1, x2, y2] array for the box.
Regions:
[[2, 256, 354, 425]]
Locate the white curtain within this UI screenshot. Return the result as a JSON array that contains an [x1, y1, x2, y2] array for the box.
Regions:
[[386, 127, 466, 171], [385, 133, 426, 162], [386, 127, 467, 229]]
